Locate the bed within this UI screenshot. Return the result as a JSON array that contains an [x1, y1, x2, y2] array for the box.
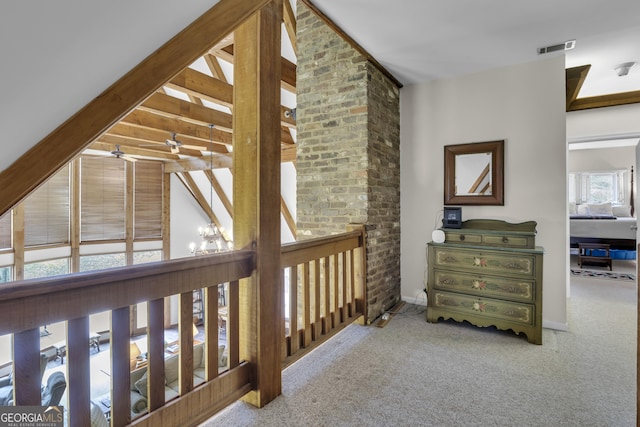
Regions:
[[569, 203, 637, 251]]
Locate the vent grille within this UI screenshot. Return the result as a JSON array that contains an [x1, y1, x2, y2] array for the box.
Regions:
[[538, 39, 575, 55]]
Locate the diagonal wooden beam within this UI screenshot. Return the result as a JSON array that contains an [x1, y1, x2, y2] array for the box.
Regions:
[[281, 196, 296, 237], [205, 169, 233, 218], [204, 54, 228, 83], [566, 65, 590, 111], [283, 0, 297, 55], [212, 45, 297, 93], [0, 0, 270, 218], [176, 172, 230, 242]]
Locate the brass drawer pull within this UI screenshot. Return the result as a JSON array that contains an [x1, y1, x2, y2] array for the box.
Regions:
[[459, 235, 465, 241], [502, 237, 509, 243]]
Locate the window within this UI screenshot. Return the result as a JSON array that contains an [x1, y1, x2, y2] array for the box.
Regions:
[[79, 253, 126, 272], [24, 166, 70, 246], [569, 170, 627, 205], [0, 267, 11, 283], [0, 213, 10, 250], [134, 161, 163, 239], [24, 258, 69, 280], [133, 250, 162, 265], [81, 157, 125, 241]]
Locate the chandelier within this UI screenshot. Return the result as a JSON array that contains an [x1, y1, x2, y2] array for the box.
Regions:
[[189, 223, 224, 255], [189, 124, 231, 255]]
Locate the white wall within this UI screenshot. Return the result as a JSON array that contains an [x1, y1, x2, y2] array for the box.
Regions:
[[569, 147, 635, 173], [0, 0, 218, 172], [567, 103, 640, 140], [400, 56, 569, 330]]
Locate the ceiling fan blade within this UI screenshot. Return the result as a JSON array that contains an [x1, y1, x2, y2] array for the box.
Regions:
[[170, 146, 180, 154]]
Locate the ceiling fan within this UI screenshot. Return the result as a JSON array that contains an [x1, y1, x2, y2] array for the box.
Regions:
[[111, 145, 137, 162], [166, 132, 183, 154]]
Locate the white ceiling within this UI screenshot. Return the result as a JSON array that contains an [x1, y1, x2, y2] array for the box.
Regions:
[[311, 0, 640, 97]]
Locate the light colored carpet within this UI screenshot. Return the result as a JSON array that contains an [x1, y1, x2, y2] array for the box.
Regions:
[[203, 260, 637, 427]]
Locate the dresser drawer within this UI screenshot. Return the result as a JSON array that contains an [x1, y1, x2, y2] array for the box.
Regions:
[[433, 291, 534, 325], [444, 232, 483, 245], [432, 269, 534, 302], [433, 247, 535, 277], [444, 231, 533, 249]]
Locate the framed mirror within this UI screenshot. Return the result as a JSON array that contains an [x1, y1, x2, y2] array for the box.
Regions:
[[444, 140, 504, 205]]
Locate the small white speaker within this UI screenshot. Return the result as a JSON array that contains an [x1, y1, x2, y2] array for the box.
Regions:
[[432, 229, 445, 243]]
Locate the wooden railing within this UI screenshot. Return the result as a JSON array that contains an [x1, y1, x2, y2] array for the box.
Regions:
[[0, 226, 366, 426], [281, 224, 367, 366]]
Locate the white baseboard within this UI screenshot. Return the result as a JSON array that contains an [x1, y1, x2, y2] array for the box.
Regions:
[[402, 295, 427, 306], [543, 319, 569, 331]]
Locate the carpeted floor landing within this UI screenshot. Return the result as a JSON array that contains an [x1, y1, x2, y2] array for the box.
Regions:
[[203, 264, 636, 427]]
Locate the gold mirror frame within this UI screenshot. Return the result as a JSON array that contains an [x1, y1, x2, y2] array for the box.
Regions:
[[444, 140, 504, 206]]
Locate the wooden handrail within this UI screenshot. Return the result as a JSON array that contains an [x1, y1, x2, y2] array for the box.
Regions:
[[0, 250, 253, 336], [1, 227, 367, 426]]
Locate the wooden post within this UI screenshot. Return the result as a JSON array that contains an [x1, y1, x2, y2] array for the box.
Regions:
[[233, 0, 282, 407]]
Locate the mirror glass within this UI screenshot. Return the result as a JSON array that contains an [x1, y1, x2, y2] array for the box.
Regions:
[[455, 152, 493, 196], [444, 140, 504, 205]]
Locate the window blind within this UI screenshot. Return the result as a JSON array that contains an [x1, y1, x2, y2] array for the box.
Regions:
[[24, 165, 70, 246], [81, 156, 126, 241], [0, 213, 11, 250], [134, 161, 163, 239]]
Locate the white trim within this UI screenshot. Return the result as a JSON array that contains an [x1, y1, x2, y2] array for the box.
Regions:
[[542, 320, 569, 332], [25, 246, 71, 263], [79, 242, 127, 256], [133, 240, 163, 251], [0, 252, 14, 267], [402, 294, 427, 307]]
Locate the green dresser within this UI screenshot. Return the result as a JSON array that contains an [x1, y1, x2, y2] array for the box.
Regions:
[[427, 219, 543, 344]]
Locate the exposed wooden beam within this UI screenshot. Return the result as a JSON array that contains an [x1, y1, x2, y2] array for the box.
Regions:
[[204, 54, 228, 83], [283, 0, 297, 55], [0, 0, 271, 218], [121, 110, 233, 149], [281, 196, 296, 237], [566, 64, 640, 111], [164, 72, 296, 128], [108, 122, 214, 151], [140, 92, 234, 132], [280, 145, 297, 163], [568, 90, 640, 111], [205, 169, 234, 218], [165, 155, 233, 173], [212, 45, 297, 93], [167, 68, 234, 108], [234, 0, 283, 407], [90, 141, 181, 161], [176, 172, 229, 241], [566, 65, 591, 110]]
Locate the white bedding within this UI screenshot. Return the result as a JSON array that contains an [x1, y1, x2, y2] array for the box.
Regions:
[[570, 217, 637, 240]]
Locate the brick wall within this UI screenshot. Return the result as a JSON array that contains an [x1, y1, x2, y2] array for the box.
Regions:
[[296, 2, 400, 322]]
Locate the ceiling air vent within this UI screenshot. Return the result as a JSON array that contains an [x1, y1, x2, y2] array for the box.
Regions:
[[537, 39, 575, 55]]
